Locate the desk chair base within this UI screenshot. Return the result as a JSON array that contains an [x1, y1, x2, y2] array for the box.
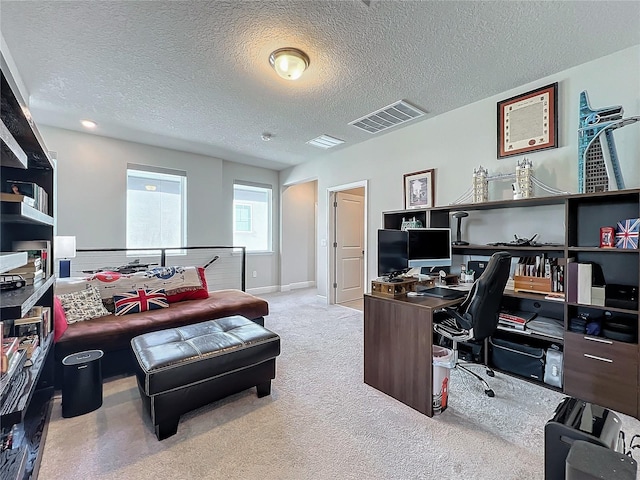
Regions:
[[456, 361, 495, 398]]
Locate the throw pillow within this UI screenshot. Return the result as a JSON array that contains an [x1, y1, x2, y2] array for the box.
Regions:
[[53, 295, 68, 342], [57, 285, 111, 324], [164, 266, 210, 303], [113, 289, 169, 316]]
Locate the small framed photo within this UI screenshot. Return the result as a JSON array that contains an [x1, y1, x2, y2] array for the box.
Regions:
[[497, 82, 558, 159], [403, 169, 434, 209], [600, 226, 615, 248]]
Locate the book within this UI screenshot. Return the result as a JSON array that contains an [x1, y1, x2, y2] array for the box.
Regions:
[[5, 180, 48, 214], [42, 307, 52, 338], [566, 261, 579, 303], [7, 258, 41, 273], [577, 263, 592, 305], [18, 335, 39, 360], [0, 192, 36, 207], [2, 337, 19, 358], [13, 240, 51, 278], [6, 268, 43, 279]]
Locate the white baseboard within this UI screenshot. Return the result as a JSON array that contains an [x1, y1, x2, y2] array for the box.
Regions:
[[280, 281, 316, 292], [247, 281, 317, 295], [247, 286, 279, 295]]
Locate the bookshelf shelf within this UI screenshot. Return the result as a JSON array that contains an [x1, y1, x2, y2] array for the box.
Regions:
[[1, 51, 55, 480]]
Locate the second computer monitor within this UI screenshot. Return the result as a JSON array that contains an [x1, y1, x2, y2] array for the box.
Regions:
[[407, 228, 452, 269]]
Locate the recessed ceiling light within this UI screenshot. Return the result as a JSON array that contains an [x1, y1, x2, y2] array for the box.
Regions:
[[269, 48, 310, 80], [81, 120, 97, 129]]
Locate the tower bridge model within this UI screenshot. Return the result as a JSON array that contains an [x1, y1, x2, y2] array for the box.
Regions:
[[453, 158, 567, 205]]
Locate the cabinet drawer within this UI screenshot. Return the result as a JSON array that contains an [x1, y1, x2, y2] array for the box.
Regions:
[[564, 332, 638, 416]]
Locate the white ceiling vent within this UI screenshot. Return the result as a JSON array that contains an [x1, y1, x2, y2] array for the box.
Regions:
[[349, 100, 426, 134], [306, 134, 345, 149]]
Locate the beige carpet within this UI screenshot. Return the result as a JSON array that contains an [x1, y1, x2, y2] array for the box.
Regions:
[[40, 289, 640, 479]]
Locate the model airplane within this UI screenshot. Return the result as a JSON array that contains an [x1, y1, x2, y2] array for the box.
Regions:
[[82, 259, 158, 274]]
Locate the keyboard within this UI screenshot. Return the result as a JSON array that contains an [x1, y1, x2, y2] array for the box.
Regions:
[[414, 286, 468, 299]]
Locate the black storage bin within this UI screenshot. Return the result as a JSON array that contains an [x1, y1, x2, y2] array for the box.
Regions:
[[489, 337, 544, 381]]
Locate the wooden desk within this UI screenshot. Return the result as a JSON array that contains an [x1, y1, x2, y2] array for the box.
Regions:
[[364, 293, 461, 416]]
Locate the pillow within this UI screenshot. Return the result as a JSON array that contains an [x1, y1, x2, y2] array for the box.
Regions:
[[57, 285, 111, 324], [113, 289, 169, 316], [83, 266, 208, 304], [164, 267, 209, 303], [53, 295, 68, 342]]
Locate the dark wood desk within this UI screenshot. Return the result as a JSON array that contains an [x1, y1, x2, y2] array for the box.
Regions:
[[364, 293, 460, 416]]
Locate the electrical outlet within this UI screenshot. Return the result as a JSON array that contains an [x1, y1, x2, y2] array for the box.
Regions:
[[252, 270, 257, 278]]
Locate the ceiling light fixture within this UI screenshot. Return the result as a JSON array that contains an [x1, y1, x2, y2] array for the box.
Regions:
[[261, 133, 272, 141], [269, 48, 310, 81], [81, 119, 97, 129]]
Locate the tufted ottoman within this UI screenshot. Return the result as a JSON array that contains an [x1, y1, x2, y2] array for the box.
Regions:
[[131, 315, 281, 440]]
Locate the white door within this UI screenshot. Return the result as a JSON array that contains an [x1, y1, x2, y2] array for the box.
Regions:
[[335, 191, 365, 303]]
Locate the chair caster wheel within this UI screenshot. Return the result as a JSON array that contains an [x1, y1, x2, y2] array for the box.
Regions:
[[485, 389, 495, 397], [486, 369, 495, 377]]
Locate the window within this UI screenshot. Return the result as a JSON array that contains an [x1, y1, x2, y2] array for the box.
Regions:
[[233, 183, 272, 252], [126, 165, 186, 249]]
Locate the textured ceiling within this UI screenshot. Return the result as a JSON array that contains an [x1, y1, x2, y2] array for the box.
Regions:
[[1, 1, 639, 170]]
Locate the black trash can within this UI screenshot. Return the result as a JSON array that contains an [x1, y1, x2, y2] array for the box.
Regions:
[[62, 349, 104, 418]]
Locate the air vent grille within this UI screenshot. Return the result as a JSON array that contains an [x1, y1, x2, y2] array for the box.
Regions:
[[307, 134, 345, 149], [349, 100, 425, 134]]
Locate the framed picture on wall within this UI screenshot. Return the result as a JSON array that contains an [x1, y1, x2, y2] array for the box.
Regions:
[[403, 169, 434, 209], [497, 82, 558, 159]]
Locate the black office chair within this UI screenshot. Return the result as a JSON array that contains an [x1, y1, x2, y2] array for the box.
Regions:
[[433, 251, 512, 397]]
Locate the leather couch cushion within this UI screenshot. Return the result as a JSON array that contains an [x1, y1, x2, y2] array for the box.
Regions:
[[131, 315, 280, 395], [55, 289, 269, 360]]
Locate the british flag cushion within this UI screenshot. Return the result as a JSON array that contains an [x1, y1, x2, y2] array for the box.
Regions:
[[113, 289, 169, 316]]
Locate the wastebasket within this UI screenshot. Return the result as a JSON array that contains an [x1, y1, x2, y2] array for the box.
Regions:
[[432, 345, 455, 414], [62, 349, 104, 418]]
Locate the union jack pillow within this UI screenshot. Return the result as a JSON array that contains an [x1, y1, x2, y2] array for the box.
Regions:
[[113, 289, 169, 316]]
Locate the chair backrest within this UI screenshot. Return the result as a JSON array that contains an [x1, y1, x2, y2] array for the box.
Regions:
[[457, 251, 512, 340]]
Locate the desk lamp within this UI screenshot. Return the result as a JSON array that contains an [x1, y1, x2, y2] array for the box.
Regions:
[[451, 211, 469, 246], [55, 235, 76, 278]]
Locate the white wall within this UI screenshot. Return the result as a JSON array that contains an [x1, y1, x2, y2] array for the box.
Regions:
[[280, 46, 640, 299], [41, 126, 280, 290], [281, 180, 317, 290]]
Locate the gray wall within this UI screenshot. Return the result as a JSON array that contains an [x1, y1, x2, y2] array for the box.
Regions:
[[280, 46, 640, 299], [41, 126, 280, 291], [281, 180, 317, 290]]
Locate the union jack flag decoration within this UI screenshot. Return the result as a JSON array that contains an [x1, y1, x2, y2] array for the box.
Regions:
[[615, 218, 639, 249], [114, 289, 169, 316]]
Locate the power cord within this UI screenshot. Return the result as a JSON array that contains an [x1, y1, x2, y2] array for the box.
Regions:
[[619, 430, 640, 460]]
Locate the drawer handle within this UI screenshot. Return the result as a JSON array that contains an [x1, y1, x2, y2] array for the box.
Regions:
[[584, 353, 613, 363], [584, 336, 613, 345]]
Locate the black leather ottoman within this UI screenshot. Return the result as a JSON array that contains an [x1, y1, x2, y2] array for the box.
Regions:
[[131, 315, 280, 440]]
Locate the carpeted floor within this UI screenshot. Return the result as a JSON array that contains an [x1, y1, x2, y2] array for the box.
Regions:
[[39, 289, 640, 479]]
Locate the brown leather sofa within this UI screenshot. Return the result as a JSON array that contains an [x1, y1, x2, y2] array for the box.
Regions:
[[54, 289, 269, 385]]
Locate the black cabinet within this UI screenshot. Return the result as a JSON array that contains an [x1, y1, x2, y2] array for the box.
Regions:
[[1, 51, 55, 479]]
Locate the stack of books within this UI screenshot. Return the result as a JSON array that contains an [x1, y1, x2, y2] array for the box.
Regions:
[[498, 310, 537, 331], [5, 257, 43, 285], [3, 180, 48, 214]]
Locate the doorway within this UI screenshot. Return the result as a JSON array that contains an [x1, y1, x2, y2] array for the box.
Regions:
[[328, 181, 367, 307]]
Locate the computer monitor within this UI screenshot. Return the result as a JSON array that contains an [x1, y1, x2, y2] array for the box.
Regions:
[[377, 229, 408, 279], [407, 228, 452, 269]]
